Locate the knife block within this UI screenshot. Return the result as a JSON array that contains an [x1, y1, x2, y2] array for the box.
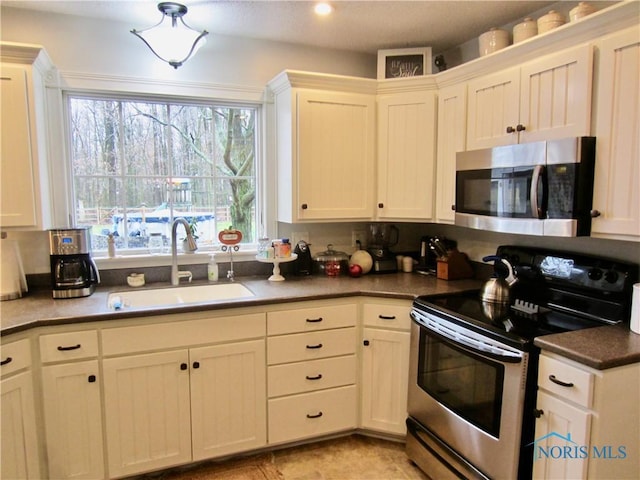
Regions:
[[436, 249, 474, 281]]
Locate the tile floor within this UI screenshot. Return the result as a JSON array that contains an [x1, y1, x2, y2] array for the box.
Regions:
[[272, 434, 429, 480]]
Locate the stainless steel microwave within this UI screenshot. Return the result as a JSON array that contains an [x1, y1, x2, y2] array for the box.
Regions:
[[455, 137, 596, 237]]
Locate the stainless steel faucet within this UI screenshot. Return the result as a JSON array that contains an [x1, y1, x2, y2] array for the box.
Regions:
[[171, 218, 197, 286]]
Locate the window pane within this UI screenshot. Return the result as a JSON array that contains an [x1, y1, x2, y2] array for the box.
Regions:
[[68, 95, 258, 253]]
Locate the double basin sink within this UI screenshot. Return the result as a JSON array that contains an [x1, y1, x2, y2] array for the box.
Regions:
[[107, 283, 254, 310]]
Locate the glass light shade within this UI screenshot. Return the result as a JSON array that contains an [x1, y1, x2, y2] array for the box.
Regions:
[[132, 3, 208, 69]]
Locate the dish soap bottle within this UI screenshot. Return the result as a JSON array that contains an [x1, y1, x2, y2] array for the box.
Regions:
[[208, 253, 219, 282]]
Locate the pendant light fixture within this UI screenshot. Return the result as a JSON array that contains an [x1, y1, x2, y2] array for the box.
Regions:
[[131, 2, 208, 69]]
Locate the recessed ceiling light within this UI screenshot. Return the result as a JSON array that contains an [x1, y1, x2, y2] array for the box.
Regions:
[[314, 2, 334, 16]]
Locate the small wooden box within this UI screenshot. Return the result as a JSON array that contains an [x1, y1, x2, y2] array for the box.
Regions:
[[436, 250, 474, 281]]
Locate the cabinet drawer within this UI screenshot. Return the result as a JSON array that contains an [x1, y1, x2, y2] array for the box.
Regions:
[[40, 330, 99, 363], [268, 385, 356, 444], [362, 303, 411, 330], [538, 355, 594, 408], [267, 327, 356, 365], [1, 338, 31, 376], [268, 355, 356, 397], [267, 304, 356, 335], [102, 313, 265, 356]]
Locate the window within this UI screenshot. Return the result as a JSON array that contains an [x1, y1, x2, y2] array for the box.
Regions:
[[67, 94, 258, 254]]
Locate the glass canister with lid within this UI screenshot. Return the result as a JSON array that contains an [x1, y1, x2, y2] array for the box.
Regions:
[[314, 244, 349, 276]]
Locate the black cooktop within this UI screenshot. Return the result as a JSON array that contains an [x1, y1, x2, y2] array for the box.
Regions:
[[413, 291, 608, 351]]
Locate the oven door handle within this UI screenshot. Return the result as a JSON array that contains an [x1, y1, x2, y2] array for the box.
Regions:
[[411, 311, 523, 364]]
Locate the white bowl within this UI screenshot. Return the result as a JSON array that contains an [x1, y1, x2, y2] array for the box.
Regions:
[[479, 28, 510, 57], [127, 273, 145, 287]]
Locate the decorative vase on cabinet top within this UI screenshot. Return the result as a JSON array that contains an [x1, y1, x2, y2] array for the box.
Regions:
[[513, 17, 537, 44], [478, 28, 510, 57], [538, 10, 565, 34]]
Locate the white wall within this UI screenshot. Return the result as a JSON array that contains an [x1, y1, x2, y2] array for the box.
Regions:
[[1, 7, 377, 85]]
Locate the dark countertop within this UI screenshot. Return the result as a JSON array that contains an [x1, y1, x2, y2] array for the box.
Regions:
[[3, 272, 639, 370], [534, 325, 640, 370], [1, 272, 481, 335]]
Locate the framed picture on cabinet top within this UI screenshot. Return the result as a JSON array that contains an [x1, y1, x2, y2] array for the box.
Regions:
[[377, 47, 432, 79]]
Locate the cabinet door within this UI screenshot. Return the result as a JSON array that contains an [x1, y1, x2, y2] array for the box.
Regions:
[[435, 83, 467, 223], [466, 67, 520, 149], [0, 65, 38, 227], [296, 90, 374, 220], [103, 350, 192, 478], [376, 91, 436, 220], [533, 390, 591, 480], [1, 371, 41, 479], [41, 360, 104, 480], [592, 27, 640, 240], [519, 44, 593, 143], [190, 340, 266, 461], [360, 328, 410, 435]]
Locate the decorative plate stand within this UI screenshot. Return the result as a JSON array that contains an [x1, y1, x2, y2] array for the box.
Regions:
[[256, 254, 298, 282]]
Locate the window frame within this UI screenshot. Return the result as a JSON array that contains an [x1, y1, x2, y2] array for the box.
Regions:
[[58, 85, 268, 269]]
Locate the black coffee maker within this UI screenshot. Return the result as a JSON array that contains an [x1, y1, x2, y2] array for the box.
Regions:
[[49, 228, 100, 298]]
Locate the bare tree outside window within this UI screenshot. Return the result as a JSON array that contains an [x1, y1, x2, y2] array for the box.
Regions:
[[68, 95, 257, 253]]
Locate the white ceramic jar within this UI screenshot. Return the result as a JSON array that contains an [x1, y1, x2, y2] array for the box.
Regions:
[[570, 2, 597, 22], [478, 28, 510, 57], [538, 10, 565, 34], [513, 17, 537, 44]]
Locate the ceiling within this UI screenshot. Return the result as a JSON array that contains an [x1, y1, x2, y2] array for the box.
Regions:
[[2, 0, 557, 55]]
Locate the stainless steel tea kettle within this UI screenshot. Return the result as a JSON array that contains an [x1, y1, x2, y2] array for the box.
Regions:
[[480, 255, 517, 304]]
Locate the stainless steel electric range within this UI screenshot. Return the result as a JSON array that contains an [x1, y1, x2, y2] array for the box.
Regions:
[[406, 245, 638, 480]]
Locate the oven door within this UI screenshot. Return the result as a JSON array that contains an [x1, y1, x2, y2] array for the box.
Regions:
[[408, 308, 529, 480]]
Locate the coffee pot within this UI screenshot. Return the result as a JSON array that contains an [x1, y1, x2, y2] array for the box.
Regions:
[[480, 255, 517, 304]]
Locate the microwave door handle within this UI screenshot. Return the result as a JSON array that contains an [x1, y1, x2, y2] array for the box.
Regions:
[[530, 165, 545, 219]]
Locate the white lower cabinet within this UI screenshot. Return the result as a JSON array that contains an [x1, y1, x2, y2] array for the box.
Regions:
[[1, 338, 40, 480], [534, 352, 640, 480], [102, 312, 267, 478], [39, 330, 104, 480], [41, 360, 104, 480], [266, 302, 358, 445], [360, 301, 411, 436]]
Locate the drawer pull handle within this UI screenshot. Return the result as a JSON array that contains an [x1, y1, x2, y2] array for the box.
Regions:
[[305, 374, 323, 381], [306, 317, 323, 323], [306, 412, 323, 419], [88, 375, 96, 383], [549, 374, 574, 388], [306, 343, 323, 349], [1, 357, 13, 366], [378, 315, 396, 320], [57, 344, 81, 351]]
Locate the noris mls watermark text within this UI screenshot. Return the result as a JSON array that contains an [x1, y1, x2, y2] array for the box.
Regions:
[[531, 432, 627, 460]]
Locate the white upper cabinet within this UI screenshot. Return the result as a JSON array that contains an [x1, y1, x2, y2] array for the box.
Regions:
[[466, 44, 593, 150], [0, 44, 56, 229], [591, 26, 640, 241], [376, 90, 437, 221], [435, 83, 467, 224], [268, 71, 376, 223]]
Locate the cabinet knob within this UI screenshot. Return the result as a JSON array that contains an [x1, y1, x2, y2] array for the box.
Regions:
[[301, 203, 308, 210], [451, 205, 456, 211], [590, 209, 601, 218], [378, 203, 384, 208], [506, 126, 516, 134], [180, 363, 188, 371], [87, 375, 96, 383], [193, 361, 200, 369], [516, 124, 526, 132], [533, 408, 544, 418], [363, 340, 370, 346]]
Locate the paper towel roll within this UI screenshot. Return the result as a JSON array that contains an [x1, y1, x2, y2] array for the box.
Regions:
[[631, 283, 640, 334]]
